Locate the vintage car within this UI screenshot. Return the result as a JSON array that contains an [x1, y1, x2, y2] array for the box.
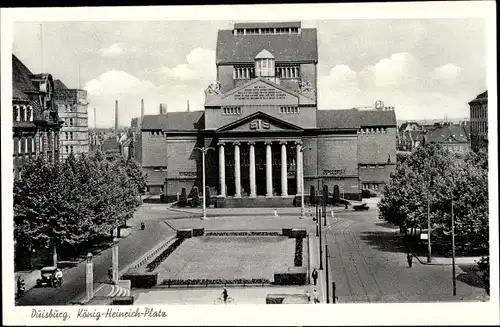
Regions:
[[353, 203, 370, 211], [36, 266, 57, 287]]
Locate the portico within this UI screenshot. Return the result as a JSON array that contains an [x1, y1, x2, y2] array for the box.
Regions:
[[217, 138, 302, 198]]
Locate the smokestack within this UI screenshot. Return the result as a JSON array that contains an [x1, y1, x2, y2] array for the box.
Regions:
[[115, 100, 119, 137], [141, 99, 144, 120], [187, 100, 190, 112]]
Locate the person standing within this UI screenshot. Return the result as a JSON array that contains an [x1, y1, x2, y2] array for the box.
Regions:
[[311, 268, 318, 286], [313, 289, 320, 304], [407, 253, 413, 268]]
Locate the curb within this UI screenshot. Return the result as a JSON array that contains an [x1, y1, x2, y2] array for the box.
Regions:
[[73, 234, 177, 304]]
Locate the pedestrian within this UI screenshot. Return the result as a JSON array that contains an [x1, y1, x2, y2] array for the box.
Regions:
[[305, 289, 311, 303], [311, 268, 318, 286], [313, 288, 320, 304], [331, 210, 334, 218], [407, 253, 413, 268], [344, 203, 348, 210], [274, 209, 278, 217]]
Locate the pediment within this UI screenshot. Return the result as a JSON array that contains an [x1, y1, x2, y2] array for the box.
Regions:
[[216, 111, 303, 133], [205, 77, 315, 107]]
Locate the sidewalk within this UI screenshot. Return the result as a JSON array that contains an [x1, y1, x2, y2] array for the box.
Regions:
[[15, 228, 132, 295], [168, 206, 350, 217], [413, 254, 484, 266], [308, 232, 326, 304]]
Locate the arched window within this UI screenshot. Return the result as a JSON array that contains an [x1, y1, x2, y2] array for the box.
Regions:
[[20, 106, 25, 122]]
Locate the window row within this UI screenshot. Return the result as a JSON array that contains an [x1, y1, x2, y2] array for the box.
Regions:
[[65, 132, 74, 140], [472, 120, 488, 134], [58, 103, 78, 112], [222, 106, 242, 115], [64, 145, 74, 153], [359, 164, 386, 169], [471, 105, 487, 119], [234, 27, 299, 35], [362, 183, 381, 190], [275, 65, 300, 79], [358, 127, 388, 134], [443, 144, 465, 152], [233, 65, 301, 79], [15, 137, 36, 154], [150, 131, 165, 137], [13, 105, 34, 122], [279, 106, 299, 114]]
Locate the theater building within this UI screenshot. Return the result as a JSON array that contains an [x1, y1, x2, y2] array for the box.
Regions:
[[138, 22, 397, 206]]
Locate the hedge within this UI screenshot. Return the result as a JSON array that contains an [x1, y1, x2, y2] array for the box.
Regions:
[[177, 229, 193, 239], [146, 238, 184, 271], [193, 228, 205, 237], [205, 231, 280, 236], [161, 278, 271, 287], [294, 238, 303, 267], [111, 296, 135, 305], [121, 272, 158, 288], [274, 267, 307, 285], [291, 228, 307, 239], [266, 294, 285, 304], [282, 228, 293, 237]]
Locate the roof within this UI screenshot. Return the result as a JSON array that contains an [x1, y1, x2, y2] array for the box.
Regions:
[[216, 28, 318, 64], [12, 54, 37, 100], [399, 121, 421, 132], [358, 110, 397, 127], [469, 90, 488, 104], [255, 49, 274, 59], [234, 22, 301, 29], [54, 79, 68, 90], [316, 109, 360, 129], [426, 125, 469, 143], [141, 111, 205, 131]]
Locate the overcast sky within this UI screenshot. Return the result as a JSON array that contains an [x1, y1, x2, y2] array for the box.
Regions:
[[13, 18, 487, 128]]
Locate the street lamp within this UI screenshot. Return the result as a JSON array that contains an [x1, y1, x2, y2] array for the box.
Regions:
[[299, 146, 312, 218], [195, 146, 214, 220]]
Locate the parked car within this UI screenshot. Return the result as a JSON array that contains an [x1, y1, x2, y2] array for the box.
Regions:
[[36, 266, 57, 287], [353, 203, 369, 211]]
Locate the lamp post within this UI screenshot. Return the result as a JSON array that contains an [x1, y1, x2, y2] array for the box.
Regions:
[[299, 146, 312, 218], [195, 146, 214, 220]]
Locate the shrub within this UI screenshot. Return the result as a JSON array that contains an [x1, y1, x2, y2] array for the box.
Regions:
[[310, 185, 316, 205], [190, 187, 200, 207], [161, 278, 271, 286], [193, 228, 205, 237], [291, 228, 307, 239], [121, 272, 158, 288], [282, 228, 292, 237], [178, 188, 187, 207], [205, 186, 210, 207], [274, 267, 307, 285], [294, 238, 303, 267], [177, 229, 193, 239], [333, 185, 340, 204], [477, 256, 490, 294], [205, 231, 280, 236]]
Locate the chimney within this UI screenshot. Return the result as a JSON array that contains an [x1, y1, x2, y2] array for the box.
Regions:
[[114, 100, 119, 136], [187, 100, 190, 112], [141, 99, 144, 121], [159, 104, 167, 115]]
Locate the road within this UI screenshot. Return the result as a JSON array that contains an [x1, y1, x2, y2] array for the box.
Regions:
[[17, 204, 186, 306], [324, 209, 488, 302]]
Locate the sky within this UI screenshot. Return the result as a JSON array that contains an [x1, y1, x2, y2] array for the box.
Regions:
[[13, 18, 487, 128]]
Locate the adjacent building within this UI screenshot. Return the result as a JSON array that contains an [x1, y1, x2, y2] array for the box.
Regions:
[[136, 22, 397, 205], [469, 91, 488, 152], [424, 124, 470, 153], [12, 54, 62, 180], [54, 80, 89, 160]]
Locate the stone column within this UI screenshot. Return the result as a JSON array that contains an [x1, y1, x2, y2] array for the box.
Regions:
[[218, 142, 226, 197], [296, 142, 302, 195], [234, 142, 241, 198], [280, 141, 288, 197], [265, 141, 273, 197], [249, 141, 256, 198]]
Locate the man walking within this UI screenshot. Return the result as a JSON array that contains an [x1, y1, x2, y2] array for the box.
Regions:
[[407, 253, 413, 268], [311, 268, 318, 286]]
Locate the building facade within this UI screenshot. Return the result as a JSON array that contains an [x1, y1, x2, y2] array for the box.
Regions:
[[54, 80, 89, 160], [12, 55, 62, 180], [137, 22, 397, 205], [425, 124, 470, 153], [469, 91, 488, 152]]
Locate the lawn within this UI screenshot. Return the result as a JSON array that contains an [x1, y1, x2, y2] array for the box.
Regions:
[[154, 236, 296, 281]]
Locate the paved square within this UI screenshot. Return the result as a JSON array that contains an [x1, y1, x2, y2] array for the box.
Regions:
[[154, 236, 296, 281]]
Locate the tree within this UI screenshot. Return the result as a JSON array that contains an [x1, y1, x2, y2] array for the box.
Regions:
[[179, 188, 187, 207], [190, 186, 200, 207], [309, 185, 316, 205], [476, 256, 490, 294], [378, 143, 489, 253], [333, 185, 340, 204]]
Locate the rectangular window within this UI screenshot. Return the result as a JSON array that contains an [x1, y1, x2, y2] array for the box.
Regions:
[[279, 106, 299, 114], [154, 167, 160, 172], [222, 106, 241, 115], [24, 138, 28, 153], [65, 146, 69, 153], [70, 146, 74, 153], [32, 137, 35, 153], [18, 139, 22, 154]]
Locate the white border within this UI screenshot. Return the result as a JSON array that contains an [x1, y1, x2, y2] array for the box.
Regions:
[[2, 2, 498, 326]]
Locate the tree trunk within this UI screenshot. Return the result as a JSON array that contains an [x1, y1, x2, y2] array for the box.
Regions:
[[52, 242, 58, 267]]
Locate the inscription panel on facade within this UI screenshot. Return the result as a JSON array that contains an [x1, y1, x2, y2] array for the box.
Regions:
[[234, 85, 287, 101]]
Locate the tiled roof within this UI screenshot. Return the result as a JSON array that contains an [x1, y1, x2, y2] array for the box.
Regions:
[[426, 125, 469, 143], [358, 110, 397, 127], [12, 54, 37, 100], [141, 111, 205, 131], [216, 28, 318, 64], [54, 79, 68, 90], [234, 22, 301, 29], [316, 109, 360, 129]]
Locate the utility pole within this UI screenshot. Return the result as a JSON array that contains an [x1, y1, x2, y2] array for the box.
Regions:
[[451, 190, 456, 296], [325, 244, 329, 303]]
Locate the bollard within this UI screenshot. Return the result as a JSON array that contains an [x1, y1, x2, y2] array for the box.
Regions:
[[86, 253, 93, 302]]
